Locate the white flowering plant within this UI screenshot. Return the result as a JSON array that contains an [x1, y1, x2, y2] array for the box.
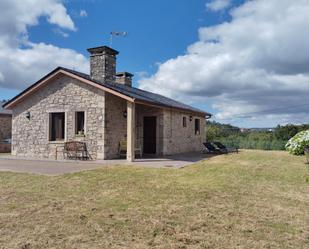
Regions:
[[285, 130, 309, 155]]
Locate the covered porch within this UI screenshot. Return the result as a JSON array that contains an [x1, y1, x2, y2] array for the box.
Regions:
[[104, 93, 164, 161], [104, 91, 206, 162], [125, 102, 164, 162]]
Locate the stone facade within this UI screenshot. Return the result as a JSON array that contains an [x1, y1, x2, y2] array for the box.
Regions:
[[0, 114, 12, 141], [102, 98, 205, 158], [104, 93, 127, 159], [11, 75, 105, 159], [103, 94, 165, 158], [162, 110, 205, 155], [10, 74, 206, 159]]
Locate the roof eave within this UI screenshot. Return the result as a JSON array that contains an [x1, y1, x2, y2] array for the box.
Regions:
[[134, 99, 210, 117], [3, 67, 212, 118]]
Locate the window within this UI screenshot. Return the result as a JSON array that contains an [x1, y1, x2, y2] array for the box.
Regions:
[[183, 117, 187, 127], [49, 112, 65, 141], [75, 111, 85, 135], [195, 118, 200, 135]]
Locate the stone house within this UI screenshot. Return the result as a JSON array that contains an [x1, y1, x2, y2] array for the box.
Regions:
[[3, 45, 211, 161], [0, 101, 12, 142], [0, 101, 12, 153]]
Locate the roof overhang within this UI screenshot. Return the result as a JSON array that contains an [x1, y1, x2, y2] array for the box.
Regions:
[[134, 99, 210, 117], [3, 67, 212, 118]]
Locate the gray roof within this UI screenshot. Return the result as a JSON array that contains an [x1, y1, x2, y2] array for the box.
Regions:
[[0, 101, 12, 115], [61, 67, 211, 116], [3, 67, 211, 117]]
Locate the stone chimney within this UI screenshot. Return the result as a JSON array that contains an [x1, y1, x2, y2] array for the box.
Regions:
[[115, 72, 134, 87], [87, 46, 119, 83]]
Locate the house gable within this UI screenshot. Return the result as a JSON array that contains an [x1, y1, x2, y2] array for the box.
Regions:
[[10, 74, 106, 159], [3, 68, 134, 110]]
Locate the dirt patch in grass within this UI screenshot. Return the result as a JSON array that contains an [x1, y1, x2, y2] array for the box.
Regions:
[[0, 150, 308, 248]]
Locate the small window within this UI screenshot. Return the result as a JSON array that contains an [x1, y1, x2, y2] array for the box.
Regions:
[[49, 112, 65, 141], [75, 111, 85, 135], [183, 117, 187, 127], [194, 118, 200, 135]]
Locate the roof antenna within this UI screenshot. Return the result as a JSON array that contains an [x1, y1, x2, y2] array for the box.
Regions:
[[110, 31, 128, 47]]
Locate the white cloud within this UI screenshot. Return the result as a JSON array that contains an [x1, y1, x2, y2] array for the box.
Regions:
[[80, 10, 88, 17], [45, 1, 76, 30], [139, 0, 309, 127], [135, 71, 149, 79], [206, 0, 231, 12], [0, 43, 89, 90], [0, 0, 75, 36], [0, 72, 4, 83], [53, 28, 69, 38], [0, 0, 88, 90]]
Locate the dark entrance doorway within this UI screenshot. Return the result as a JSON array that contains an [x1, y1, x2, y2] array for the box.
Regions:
[[143, 116, 157, 154]]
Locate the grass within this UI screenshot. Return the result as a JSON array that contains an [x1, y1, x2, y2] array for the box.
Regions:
[[0, 150, 308, 249]]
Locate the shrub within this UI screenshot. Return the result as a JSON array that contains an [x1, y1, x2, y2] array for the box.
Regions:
[[285, 130, 309, 155]]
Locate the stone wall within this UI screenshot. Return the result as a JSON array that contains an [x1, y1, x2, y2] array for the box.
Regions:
[[162, 110, 205, 155], [103, 100, 204, 158], [104, 93, 127, 159], [11, 75, 105, 159], [103, 99, 165, 158], [0, 114, 12, 141]]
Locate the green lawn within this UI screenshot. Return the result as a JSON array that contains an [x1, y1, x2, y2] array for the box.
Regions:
[[0, 150, 308, 249]]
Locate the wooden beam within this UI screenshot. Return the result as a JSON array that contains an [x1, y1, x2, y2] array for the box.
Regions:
[[126, 101, 135, 162]]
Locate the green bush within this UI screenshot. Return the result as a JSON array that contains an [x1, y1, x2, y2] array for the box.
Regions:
[[206, 122, 309, 151], [285, 130, 309, 155]]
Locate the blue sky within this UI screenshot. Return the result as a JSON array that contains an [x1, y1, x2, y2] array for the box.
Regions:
[[2, 0, 233, 112], [28, 0, 234, 82], [1, 0, 308, 127]]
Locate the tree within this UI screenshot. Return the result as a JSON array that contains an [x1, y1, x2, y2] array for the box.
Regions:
[[274, 124, 298, 140]]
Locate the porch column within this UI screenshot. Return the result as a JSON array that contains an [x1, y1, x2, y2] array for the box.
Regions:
[[127, 101, 135, 162]]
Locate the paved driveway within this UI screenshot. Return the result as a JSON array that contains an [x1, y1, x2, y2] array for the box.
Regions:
[[0, 158, 110, 176], [0, 153, 208, 176]]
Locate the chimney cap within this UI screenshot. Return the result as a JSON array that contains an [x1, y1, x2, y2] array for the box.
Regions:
[[116, 72, 134, 78], [87, 45, 119, 55]]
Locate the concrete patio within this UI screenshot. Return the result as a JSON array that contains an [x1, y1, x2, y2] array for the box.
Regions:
[[0, 152, 209, 176]]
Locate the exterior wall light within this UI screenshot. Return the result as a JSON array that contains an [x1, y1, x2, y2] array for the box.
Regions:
[[26, 111, 31, 120], [189, 115, 193, 122], [123, 110, 127, 118]]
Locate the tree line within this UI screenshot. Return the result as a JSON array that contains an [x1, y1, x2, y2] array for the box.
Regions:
[[206, 121, 309, 150]]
